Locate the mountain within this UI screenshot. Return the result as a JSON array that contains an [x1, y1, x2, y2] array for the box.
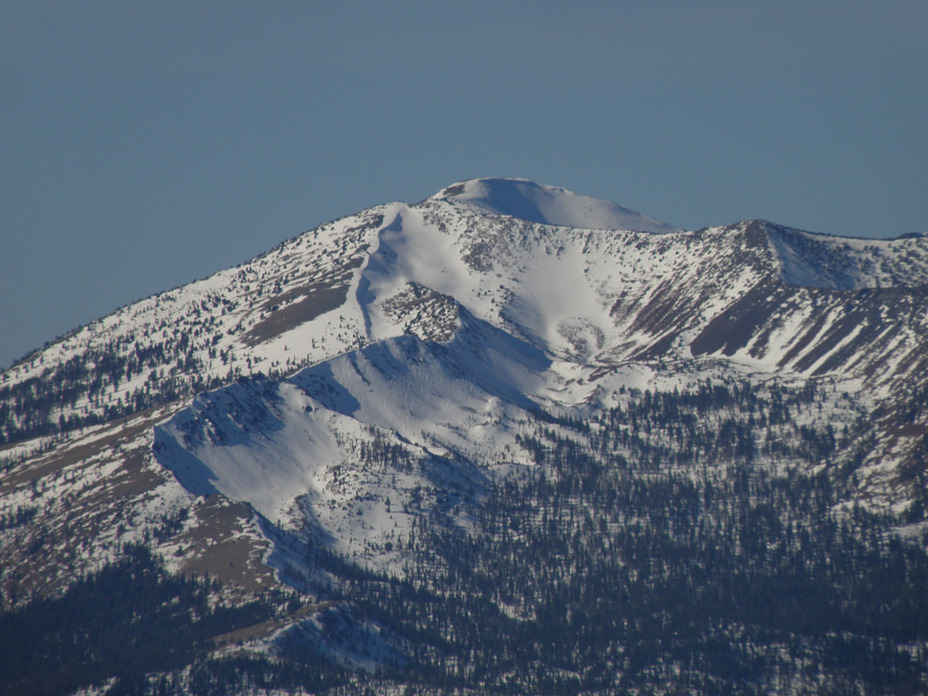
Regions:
[[1, 178, 927, 695]]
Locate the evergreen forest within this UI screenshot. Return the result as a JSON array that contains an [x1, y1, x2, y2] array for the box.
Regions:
[[3, 379, 927, 695]]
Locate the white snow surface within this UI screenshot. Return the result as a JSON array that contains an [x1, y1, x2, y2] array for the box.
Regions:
[[434, 178, 681, 233], [766, 223, 928, 289], [6, 177, 928, 582]]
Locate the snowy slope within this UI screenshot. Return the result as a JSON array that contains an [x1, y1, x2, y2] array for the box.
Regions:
[[765, 222, 928, 289], [3, 177, 928, 602], [433, 178, 681, 233], [154, 317, 548, 570], [148, 191, 928, 577], [4, 178, 926, 449]]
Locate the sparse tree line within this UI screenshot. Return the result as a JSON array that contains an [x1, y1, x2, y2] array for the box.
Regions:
[[2, 379, 926, 695], [329, 383, 926, 694], [0, 505, 36, 531], [0, 544, 279, 696], [0, 326, 246, 445]]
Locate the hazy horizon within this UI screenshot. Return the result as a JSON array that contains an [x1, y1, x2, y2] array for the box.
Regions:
[[2, 2, 925, 368]]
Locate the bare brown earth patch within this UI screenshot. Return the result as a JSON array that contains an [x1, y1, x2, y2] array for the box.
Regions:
[[243, 284, 349, 346], [690, 279, 786, 358], [0, 407, 171, 492], [0, 401, 285, 608], [630, 331, 679, 361], [210, 601, 333, 649], [176, 495, 277, 593], [76, 450, 165, 513], [242, 257, 364, 347], [0, 410, 179, 604]]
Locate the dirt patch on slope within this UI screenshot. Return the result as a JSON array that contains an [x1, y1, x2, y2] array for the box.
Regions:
[[0, 408, 170, 492], [176, 495, 277, 593], [243, 285, 349, 346]]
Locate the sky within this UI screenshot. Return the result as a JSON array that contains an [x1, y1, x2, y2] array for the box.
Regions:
[[1, 1, 926, 368]]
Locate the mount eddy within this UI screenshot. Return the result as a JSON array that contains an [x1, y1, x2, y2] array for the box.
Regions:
[[2, 178, 927, 696]]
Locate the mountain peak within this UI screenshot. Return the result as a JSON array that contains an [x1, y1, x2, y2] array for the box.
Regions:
[[432, 177, 680, 233], [4, 176, 928, 695]]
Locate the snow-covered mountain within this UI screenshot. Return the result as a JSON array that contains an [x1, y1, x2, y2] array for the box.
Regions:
[[4, 179, 926, 441], [2, 178, 927, 694]]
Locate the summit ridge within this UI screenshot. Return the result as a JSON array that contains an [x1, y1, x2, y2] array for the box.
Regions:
[[434, 177, 681, 232]]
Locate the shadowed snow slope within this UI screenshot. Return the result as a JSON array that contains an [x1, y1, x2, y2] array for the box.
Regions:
[[153, 314, 548, 566]]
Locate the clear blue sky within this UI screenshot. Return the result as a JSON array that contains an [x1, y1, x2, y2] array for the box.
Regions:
[[1, 1, 926, 368]]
